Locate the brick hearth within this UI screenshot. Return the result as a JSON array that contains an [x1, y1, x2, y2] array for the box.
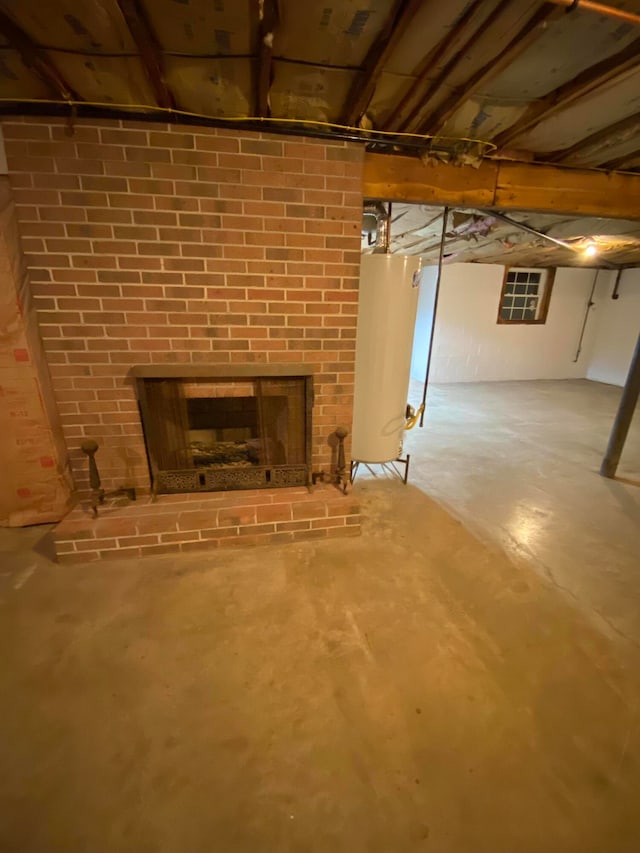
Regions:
[[55, 486, 360, 562]]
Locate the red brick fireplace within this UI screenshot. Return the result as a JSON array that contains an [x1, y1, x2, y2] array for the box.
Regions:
[[3, 117, 363, 559]]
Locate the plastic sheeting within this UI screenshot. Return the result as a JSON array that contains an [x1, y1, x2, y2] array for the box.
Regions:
[[0, 178, 72, 527]]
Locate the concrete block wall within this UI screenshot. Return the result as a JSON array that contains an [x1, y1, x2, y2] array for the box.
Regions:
[[2, 118, 363, 496], [411, 263, 601, 384]]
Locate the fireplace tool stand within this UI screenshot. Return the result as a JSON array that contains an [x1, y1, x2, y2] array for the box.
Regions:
[[334, 425, 350, 494], [81, 440, 137, 518]]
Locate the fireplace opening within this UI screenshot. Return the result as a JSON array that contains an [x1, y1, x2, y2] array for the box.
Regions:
[[134, 370, 313, 495], [187, 395, 260, 467]]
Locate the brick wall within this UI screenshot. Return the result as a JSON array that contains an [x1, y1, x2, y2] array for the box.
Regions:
[[2, 118, 363, 496]]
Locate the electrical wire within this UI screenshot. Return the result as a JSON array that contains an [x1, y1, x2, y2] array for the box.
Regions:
[[0, 96, 498, 155], [2, 97, 637, 175]]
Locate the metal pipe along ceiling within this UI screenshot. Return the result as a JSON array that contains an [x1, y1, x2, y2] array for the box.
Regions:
[[485, 210, 619, 269], [546, 0, 640, 26], [363, 202, 391, 254], [488, 210, 577, 252]]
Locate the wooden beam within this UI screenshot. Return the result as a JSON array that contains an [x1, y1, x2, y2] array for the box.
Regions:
[[417, 3, 561, 136], [117, 0, 174, 109], [364, 152, 498, 207], [546, 111, 640, 165], [340, 0, 423, 126], [382, 0, 486, 132], [0, 10, 76, 101], [256, 0, 278, 117], [498, 159, 640, 219], [493, 35, 640, 149], [363, 151, 640, 219]]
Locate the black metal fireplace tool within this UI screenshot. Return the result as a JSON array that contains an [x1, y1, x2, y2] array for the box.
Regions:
[[80, 440, 136, 518]]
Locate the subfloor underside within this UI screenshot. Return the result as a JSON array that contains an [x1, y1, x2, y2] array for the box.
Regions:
[[1, 379, 639, 853]]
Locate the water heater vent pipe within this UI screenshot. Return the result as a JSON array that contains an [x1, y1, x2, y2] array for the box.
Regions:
[[363, 201, 391, 254]]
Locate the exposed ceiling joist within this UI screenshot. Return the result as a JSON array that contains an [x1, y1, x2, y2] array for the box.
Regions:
[[601, 149, 640, 171], [0, 0, 638, 187], [116, 0, 174, 109], [0, 9, 75, 101], [547, 110, 640, 164], [340, 0, 424, 126], [363, 152, 640, 219], [256, 0, 278, 117], [493, 35, 640, 149], [417, 3, 562, 136], [402, 0, 512, 134], [382, 0, 486, 132], [408, 2, 526, 136]]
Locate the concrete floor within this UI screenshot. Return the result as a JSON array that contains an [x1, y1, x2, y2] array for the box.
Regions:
[[1, 378, 639, 852], [405, 378, 640, 645]]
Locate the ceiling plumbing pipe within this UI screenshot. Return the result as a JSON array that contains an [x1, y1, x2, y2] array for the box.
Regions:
[[546, 0, 640, 25], [363, 201, 391, 253], [573, 269, 599, 362], [611, 267, 623, 299], [490, 210, 583, 252], [418, 207, 449, 427], [486, 210, 619, 269]]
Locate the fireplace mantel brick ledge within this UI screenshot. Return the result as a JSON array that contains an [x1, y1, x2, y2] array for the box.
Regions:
[[54, 485, 361, 562]]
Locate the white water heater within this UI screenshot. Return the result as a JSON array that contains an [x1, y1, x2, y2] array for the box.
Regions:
[[352, 253, 421, 463]]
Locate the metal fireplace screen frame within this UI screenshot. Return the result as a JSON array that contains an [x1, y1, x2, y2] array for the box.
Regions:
[[133, 369, 313, 495]]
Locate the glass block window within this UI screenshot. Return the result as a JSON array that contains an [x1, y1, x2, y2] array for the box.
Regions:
[[497, 268, 555, 325]]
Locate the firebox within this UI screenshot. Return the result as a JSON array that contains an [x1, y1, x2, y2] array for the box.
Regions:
[[132, 365, 313, 495]]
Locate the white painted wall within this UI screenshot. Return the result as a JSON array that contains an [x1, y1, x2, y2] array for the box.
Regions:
[[411, 263, 601, 383], [586, 268, 640, 387], [410, 266, 438, 381]]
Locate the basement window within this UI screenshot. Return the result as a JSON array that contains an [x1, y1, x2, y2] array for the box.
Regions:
[[497, 267, 555, 325]]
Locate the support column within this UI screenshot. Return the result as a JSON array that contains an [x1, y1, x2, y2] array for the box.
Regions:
[[600, 331, 640, 478]]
